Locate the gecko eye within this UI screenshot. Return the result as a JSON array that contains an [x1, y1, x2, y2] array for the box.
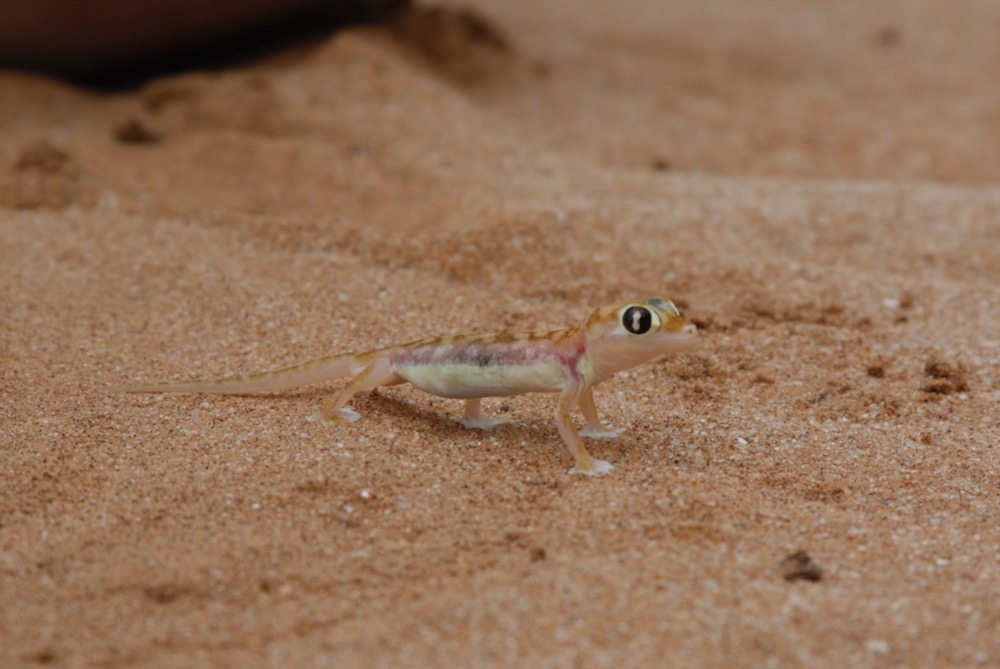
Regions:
[[622, 306, 653, 334]]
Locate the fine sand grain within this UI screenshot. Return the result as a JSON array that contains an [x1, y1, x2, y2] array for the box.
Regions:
[[2, 1, 998, 667]]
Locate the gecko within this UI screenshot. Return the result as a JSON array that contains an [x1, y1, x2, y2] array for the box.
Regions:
[[116, 297, 697, 475]]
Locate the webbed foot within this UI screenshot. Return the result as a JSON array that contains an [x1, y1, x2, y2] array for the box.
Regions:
[[569, 459, 615, 476], [579, 424, 624, 439], [456, 416, 507, 430], [308, 408, 361, 425]]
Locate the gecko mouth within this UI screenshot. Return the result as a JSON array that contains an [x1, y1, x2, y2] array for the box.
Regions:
[[662, 324, 698, 350]]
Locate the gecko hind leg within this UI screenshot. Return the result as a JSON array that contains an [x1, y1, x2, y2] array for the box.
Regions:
[[577, 387, 624, 439], [456, 398, 507, 430], [309, 356, 402, 425]]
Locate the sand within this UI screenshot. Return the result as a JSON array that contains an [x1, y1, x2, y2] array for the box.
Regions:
[[1, 1, 999, 667]]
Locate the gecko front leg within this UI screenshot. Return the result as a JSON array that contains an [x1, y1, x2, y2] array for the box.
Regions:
[[456, 398, 508, 430], [556, 380, 614, 476], [577, 387, 624, 439], [310, 354, 402, 425]]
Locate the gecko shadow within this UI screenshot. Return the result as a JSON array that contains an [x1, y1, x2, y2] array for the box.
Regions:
[[270, 386, 624, 459]]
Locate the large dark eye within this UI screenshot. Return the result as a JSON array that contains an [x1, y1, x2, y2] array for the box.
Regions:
[[622, 306, 652, 334]]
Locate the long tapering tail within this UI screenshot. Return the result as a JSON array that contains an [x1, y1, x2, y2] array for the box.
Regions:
[[113, 351, 362, 395]]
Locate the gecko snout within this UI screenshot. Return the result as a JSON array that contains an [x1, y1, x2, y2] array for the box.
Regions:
[[671, 322, 698, 349]]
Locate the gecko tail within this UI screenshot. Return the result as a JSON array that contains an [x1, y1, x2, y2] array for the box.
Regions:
[[113, 351, 364, 395]]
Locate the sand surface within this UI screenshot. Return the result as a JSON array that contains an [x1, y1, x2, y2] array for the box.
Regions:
[[2, 1, 999, 667]]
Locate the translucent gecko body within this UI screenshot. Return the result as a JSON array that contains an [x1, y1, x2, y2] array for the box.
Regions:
[[117, 298, 697, 475], [392, 331, 580, 398]]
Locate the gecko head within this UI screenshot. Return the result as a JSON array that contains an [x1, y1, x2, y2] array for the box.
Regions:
[[584, 297, 697, 377]]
